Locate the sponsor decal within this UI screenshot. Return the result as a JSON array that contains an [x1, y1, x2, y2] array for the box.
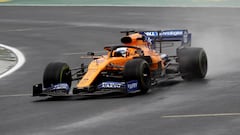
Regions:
[[144, 31, 184, 37], [127, 80, 139, 92], [52, 83, 70, 91], [98, 81, 124, 89], [144, 32, 158, 37], [160, 31, 183, 37]]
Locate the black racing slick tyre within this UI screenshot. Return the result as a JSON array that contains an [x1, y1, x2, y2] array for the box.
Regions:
[[43, 62, 72, 88], [123, 59, 151, 94], [177, 47, 208, 80]]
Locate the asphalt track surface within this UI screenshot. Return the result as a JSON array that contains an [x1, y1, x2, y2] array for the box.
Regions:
[[0, 6, 240, 135], [1, 0, 240, 7]]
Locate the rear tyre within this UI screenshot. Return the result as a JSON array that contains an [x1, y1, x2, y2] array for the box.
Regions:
[[123, 59, 151, 94], [177, 47, 208, 80], [43, 62, 72, 88]]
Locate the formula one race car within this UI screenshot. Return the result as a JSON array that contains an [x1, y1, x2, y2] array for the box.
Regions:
[[33, 29, 207, 97]]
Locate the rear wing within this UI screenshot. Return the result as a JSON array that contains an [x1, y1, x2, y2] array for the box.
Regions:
[[140, 30, 191, 46], [140, 30, 191, 55]]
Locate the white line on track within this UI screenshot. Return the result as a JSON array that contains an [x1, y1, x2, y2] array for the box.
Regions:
[[0, 43, 25, 79], [0, 4, 240, 8], [162, 113, 240, 118], [0, 94, 31, 98]]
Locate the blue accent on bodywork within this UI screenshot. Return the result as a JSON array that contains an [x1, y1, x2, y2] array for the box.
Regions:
[[160, 30, 190, 44], [127, 80, 139, 92], [48, 83, 70, 92]]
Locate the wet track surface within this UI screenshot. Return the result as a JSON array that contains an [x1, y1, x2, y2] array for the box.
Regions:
[[0, 7, 240, 135]]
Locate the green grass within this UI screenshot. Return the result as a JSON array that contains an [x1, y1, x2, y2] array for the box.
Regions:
[[0, 47, 16, 61]]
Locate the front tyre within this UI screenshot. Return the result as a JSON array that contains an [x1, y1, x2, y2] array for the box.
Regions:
[[178, 47, 208, 80], [43, 62, 72, 88], [123, 59, 151, 94]]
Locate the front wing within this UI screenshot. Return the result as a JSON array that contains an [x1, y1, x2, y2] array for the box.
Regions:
[[33, 80, 140, 97]]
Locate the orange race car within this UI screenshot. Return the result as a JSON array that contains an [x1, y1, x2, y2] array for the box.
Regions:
[[33, 30, 208, 97]]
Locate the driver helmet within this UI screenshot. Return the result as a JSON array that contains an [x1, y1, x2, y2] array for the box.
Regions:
[[115, 47, 128, 57]]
